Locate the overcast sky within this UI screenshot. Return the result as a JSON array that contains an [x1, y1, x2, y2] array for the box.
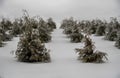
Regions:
[[0, 0, 120, 25]]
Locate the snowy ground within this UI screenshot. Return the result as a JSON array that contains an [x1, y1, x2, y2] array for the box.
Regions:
[[0, 29, 120, 78]]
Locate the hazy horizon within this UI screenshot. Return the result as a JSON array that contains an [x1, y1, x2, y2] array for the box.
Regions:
[[0, 0, 120, 26]]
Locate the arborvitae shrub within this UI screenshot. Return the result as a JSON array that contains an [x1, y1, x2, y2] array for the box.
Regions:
[[0, 25, 12, 41], [16, 30, 51, 62], [70, 33, 83, 43], [10, 19, 22, 37], [105, 30, 117, 41], [88, 25, 97, 34], [104, 18, 120, 41], [15, 13, 51, 62], [38, 26, 51, 43], [47, 18, 56, 31], [0, 35, 3, 47], [61, 17, 77, 35], [115, 31, 120, 49], [75, 35, 108, 63], [69, 27, 83, 43], [38, 18, 52, 43], [0, 18, 12, 31], [64, 27, 73, 35], [60, 19, 68, 29], [95, 25, 106, 36]]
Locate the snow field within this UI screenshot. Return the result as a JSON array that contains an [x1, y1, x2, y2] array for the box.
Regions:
[[0, 29, 120, 78]]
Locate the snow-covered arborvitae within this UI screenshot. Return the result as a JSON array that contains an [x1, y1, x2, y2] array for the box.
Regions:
[[95, 24, 106, 36], [104, 25, 117, 41], [62, 17, 77, 35], [15, 15, 51, 63], [0, 34, 3, 47], [75, 35, 108, 63], [38, 18, 52, 43], [104, 18, 119, 41], [47, 18, 56, 31], [0, 24, 12, 41], [61, 18, 83, 43], [10, 19, 22, 37], [69, 26, 83, 43], [115, 31, 120, 49], [0, 18, 12, 31]]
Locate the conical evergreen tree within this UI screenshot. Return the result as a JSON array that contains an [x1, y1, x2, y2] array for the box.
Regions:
[[69, 26, 83, 43], [104, 17, 119, 41], [0, 33, 3, 47], [15, 12, 51, 62], [115, 31, 120, 49], [47, 18, 56, 31], [10, 19, 22, 37], [38, 18, 51, 43], [0, 18, 12, 31], [0, 24, 12, 41], [104, 25, 117, 41], [95, 24, 106, 36], [62, 17, 77, 35]]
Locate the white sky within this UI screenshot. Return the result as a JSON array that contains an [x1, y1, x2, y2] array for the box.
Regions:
[[0, 0, 120, 25]]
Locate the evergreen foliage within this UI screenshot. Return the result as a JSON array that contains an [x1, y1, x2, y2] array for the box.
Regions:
[[10, 19, 22, 37], [47, 18, 56, 31], [69, 26, 83, 43], [38, 18, 52, 43], [75, 35, 108, 63], [0, 24, 12, 41], [95, 24, 106, 36], [115, 31, 120, 49], [104, 17, 120, 41], [15, 12, 51, 62], [0, 33, 3, 47], [61, 17, 84, 43], [0, 18, 12, 31]]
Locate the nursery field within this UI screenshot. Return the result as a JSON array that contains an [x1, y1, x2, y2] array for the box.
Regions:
[[0, 0, 120, 78], [0, 29, 120, 78]]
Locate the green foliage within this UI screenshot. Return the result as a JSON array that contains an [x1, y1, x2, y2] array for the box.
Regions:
[[75, 35, 108, 63]]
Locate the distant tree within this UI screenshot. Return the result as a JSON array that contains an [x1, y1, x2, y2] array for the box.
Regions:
[[69, 26, 83, 43], [0, 34, 3, 47], [95, 24, 106, 36], [115, 31, 120, 49], [38, 18, 52, 43], [104, 17, 120, 41], [0, 24, 12, 41], [10, 19, 22, 37], [47, 18, 56, 31], [0, 18, 12, 31], [104, 25, 117, 41]]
